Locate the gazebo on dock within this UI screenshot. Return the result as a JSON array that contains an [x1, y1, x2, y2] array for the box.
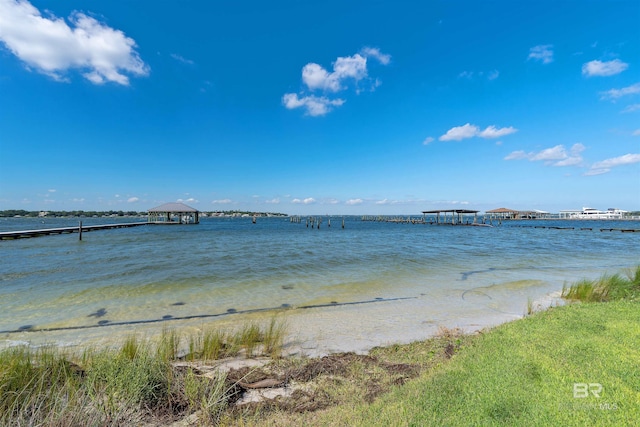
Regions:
[[485, 207, 520, 220], [148, 202, 200, 224], [421, 209, 480, 225]]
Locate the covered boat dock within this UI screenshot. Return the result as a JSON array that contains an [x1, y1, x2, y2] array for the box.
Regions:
[[148, 202, 200, 224], [421, 209, 480, 225]]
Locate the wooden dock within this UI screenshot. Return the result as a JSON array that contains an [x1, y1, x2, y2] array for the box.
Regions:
[[0, 222, 149, 240]]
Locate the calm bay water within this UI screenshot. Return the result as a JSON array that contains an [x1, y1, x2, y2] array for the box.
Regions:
[[1, 216, 638, 354]]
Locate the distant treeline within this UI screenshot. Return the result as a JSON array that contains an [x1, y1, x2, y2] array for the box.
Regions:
[[0, 210, 144, 218], [209, 210, 288, 217], [0, 209, 289, 218]]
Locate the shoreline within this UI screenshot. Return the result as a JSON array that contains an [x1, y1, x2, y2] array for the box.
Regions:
[[1, 286, 565, 357]]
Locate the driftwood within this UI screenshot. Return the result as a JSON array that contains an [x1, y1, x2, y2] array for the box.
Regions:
[[238, 378, 284, 389]]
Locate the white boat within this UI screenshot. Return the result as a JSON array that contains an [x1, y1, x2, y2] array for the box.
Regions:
[[567, 207, 627, 220]]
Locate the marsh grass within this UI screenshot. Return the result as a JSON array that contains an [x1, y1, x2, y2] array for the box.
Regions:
[[562, 266, 640, 302], [263, 316, 288, 358], [0, 318, 287, 426], [185, 317, 287, 361]]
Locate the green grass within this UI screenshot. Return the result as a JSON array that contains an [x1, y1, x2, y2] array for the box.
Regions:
[[0, 318, 287, 426], [562, 266, 640, 302], [308, 300, 640, 426]]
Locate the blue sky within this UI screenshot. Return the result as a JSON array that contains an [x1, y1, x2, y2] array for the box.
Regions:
[[1, 0, 639, 215]]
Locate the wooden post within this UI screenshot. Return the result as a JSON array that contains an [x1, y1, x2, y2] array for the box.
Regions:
[[79, 220, 83, 241]]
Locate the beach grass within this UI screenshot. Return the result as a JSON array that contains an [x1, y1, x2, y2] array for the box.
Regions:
[[0, 317, 287, 426], [562, 265, 640, 302]]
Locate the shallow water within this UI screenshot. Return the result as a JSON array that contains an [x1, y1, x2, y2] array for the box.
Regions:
[[1, 216, 638, 354]]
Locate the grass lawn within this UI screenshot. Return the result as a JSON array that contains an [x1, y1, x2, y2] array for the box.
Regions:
[[309, 300, 640, 426]]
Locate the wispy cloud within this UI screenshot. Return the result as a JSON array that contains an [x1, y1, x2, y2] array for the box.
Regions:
[[588, 153, 640, 177], [292, 197, 316, 204], [458, 70, 499, 81], [345, 198, 363, 205], [505, 143, 585, 167], [283, 46, 390, 116], [170, 53, 194, 65], [422, 136, 435, 145], [212, 199, 232, 204], [528, 45, 553, 64], [582, 59, 628, 77], [0, 0, 149, 85], [600, 83, 640, 101], [439, 124, 517, 141], [127, 197, 139, 203], [622, 104, 640, 113], [282, 94, 345, 117]]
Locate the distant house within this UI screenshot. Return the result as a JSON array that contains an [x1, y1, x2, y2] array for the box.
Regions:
[[148, 202, 200, 224]]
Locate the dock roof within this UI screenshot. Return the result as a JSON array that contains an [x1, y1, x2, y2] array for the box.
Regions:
[[421, 209, 479, 214], [485, 207, 519, 213], [148, 202, 198, 213]]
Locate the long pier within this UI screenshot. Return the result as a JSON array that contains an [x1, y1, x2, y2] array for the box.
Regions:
[[0, 222, 149, 240]]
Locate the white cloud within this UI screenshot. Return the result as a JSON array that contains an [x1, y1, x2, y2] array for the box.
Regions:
[[284, 47, 390, 116], [301, 53, 370, 92], [505, 143, 585, 167], [302, 62, 336, 91], [291, 197, 316, 205], [439, 123, 479, 141], [459, 70, 499, 81], [622, 104, 640, 113], [478, 125, 518, 139], [48, 189, 56, 193], [530, 145, 569, 161], [361, 47, 391, 65], [528, 45, 553, 64], [282, 93, 345, 116], [591, 153, 640, 169], [127, 197, 139, 203], [422, 136, 435, 145], [0, 0, 149, 85], [633, 129, 640, 136], [212, 199, 232, 204], [584, 168, 609, 176], [504, 150, 528, 160], [439, 124, 517, 141], [170, 53, 194, 65], [345, 198, 363, 205], [582, 59, 628, 77], [265, 198, 280, 204], [600, 83, 640, 101], [177, 197, 198, 203]]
